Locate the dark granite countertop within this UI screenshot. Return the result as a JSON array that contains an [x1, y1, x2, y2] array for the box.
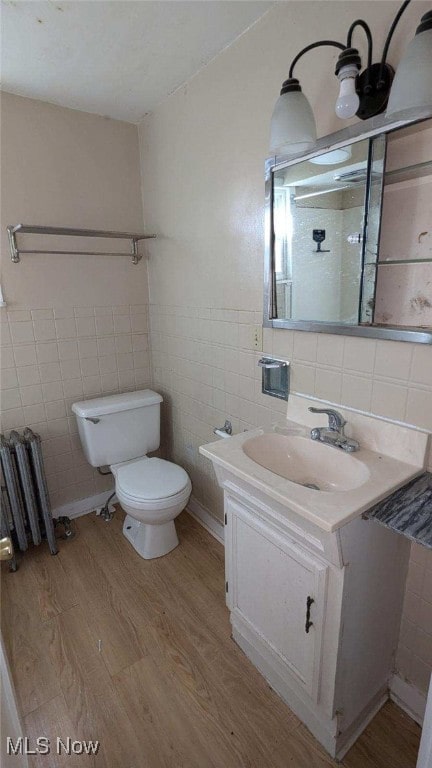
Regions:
[[367, 472, 432, 549]]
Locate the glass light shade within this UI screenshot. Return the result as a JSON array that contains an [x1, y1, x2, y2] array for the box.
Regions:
[[269, 90, 317, 156], [387, 26, 432, 116]]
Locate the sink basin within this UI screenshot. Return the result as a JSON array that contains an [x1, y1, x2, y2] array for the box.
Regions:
[[242, 433, 370, 492], [200, 394, 427, 531]]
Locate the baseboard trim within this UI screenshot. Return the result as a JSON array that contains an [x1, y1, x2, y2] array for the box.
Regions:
[[335, 688, 388, 760], [186, 496, 224, 544], [52, 489, 116, 520], [390, 673, 427, 725]]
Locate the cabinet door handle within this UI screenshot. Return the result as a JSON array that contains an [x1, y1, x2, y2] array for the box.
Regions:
[[305, 596, 314, 633]]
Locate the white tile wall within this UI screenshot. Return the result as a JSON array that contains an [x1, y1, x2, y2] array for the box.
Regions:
[[0, 303, 151, 509], [150, 305, 432, 694], [150, 308, 432, 516], [397, 543, 432, 693], [150, 305, 290, 520]]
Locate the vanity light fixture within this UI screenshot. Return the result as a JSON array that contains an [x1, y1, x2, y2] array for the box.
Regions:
[[269, 1, 432, 156]]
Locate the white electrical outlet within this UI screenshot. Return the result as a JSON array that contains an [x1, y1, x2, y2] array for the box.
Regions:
[[252, 325, 263, 350]]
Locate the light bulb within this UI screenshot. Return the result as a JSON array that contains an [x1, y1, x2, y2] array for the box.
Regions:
[[335, 64, 360, 119]]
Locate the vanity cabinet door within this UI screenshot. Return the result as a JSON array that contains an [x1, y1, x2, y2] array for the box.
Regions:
[[226, 496, 328, 702]]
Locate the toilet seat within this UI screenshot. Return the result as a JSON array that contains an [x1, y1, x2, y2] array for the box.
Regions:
[[116, 485, 191, 513], [113, 456, 191, 509]]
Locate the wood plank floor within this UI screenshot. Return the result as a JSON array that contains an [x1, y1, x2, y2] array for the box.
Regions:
[[1, 509, 421, 768]]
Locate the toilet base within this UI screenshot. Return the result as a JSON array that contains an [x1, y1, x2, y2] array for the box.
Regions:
[[122, 514, 179, 559]]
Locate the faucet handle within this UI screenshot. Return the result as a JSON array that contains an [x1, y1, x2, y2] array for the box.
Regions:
[[308, 407, 346, 432]]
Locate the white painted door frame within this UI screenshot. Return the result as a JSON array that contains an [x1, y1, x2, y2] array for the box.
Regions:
[[1, 633, 28, 768], [417, 675, 432, 768]]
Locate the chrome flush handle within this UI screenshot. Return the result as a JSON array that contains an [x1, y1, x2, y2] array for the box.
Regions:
[[85, 417, 100, 424]]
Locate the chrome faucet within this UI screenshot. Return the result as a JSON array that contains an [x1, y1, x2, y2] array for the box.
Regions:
[[308, 407, 360, 453]]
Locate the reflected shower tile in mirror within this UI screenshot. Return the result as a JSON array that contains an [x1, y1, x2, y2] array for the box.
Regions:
[[271, 138, 376, 325]]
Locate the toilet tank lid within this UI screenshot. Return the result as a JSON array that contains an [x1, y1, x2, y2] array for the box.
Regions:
[[72, 389, 163, 418]]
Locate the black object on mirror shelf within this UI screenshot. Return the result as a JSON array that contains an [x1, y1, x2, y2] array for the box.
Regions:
[[312, 230, 331, 253]]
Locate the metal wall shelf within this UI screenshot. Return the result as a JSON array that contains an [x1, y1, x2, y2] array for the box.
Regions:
[[366, 257, 432, 266], [385, 159, 432, 186], [7, 224, 157, 264], [378, 258, 432, 266]]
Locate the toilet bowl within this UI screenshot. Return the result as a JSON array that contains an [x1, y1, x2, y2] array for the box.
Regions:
[[111, 456, 192, 559], [71, 389, 192, 560]]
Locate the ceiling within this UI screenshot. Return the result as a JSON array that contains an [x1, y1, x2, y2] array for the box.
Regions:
[[0, 1, 272, 123]]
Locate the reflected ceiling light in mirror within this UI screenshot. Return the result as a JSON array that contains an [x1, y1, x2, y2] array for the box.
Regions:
[[387, 11, 432, 116], [270, 1, 426, 157], [309, 146, 352, 165]]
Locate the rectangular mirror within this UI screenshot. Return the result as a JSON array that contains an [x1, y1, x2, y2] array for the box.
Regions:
[[264, 109, 432, 344]]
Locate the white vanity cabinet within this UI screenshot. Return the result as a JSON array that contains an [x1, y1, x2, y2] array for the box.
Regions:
[[200, 395, 427, 759], [222, 480, 410, 760], [225, 494, 328, 703]]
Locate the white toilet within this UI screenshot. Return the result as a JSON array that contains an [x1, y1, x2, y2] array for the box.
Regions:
[[72, 390, 192, 559]]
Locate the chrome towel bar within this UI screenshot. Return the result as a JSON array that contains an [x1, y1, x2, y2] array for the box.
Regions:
[[7, 224, 157, 264]]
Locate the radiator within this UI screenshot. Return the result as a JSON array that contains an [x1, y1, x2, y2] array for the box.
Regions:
[[0, 428, 58, 562]]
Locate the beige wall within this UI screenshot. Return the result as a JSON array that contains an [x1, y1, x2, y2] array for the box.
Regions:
[[0, 93, 151, 509], [138, 1, 432, 695]]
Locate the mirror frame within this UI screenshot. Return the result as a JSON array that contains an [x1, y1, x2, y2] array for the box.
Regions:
[[263, 105, 432, 344]]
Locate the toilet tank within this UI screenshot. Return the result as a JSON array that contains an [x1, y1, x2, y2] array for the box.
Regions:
[[72, 390, 163, 467]]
